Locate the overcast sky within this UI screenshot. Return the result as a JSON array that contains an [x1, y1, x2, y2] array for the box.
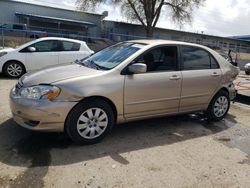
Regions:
[[15, 0, 250, 37]]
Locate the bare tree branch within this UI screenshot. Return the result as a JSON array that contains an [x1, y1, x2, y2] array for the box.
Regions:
[[76, 0, 205, 37]]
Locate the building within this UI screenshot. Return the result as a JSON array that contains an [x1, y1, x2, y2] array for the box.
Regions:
[[1, 0, 250, 53], [231, 35, 250, 42], [102, 20, 250, 53], [0, 0, 107, 37]]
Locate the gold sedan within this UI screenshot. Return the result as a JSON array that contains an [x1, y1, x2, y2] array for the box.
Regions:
[[10, 40, 239, 144]]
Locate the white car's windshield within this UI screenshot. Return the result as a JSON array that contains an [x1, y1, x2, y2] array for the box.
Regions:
[[80, 42, 147, 70]]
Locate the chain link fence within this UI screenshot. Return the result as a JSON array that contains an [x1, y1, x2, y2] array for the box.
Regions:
[[1, 25, 250, 54]]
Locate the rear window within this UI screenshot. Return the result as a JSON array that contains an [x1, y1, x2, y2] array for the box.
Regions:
[[60, 41, 80, 51], [182, 46, 219, 70]]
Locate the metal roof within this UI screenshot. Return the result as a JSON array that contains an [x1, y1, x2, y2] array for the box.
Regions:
[[15, 12, 97, 27]]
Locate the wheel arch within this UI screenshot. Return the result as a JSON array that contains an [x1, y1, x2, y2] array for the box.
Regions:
[[64, 95, 118, 131], [219, 87, 229, 95], [2, 60, 26, 73], [83, 96, 118, 122], [207, 87, 230, 109]]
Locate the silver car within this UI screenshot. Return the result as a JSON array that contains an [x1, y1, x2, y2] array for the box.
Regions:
[[10, 40, 239, 144]]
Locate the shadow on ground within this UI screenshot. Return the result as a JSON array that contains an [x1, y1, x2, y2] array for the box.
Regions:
[[0, 114, 235, 168], [235, 94, 250, 105], [0, 114, 238, 187], [0, 73, 18, 80]]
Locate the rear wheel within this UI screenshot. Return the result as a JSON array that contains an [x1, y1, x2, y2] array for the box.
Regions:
[[3, 61, 25, 78], [65, 99, 115, 144], [205, 90, 230, 121]]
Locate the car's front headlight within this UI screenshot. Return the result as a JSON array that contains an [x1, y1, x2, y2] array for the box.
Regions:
[[0, 51, 7, 57], [13, 85, 60, 100]]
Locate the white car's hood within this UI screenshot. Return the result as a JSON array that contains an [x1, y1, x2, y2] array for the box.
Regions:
[[0, 48, 15, 53]]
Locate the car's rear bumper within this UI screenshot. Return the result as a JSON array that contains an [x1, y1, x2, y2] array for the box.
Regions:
[[10, 92, 77, 132]]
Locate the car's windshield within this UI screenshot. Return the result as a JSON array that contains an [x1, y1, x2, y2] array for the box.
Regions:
[[80, 42, 147, 70]]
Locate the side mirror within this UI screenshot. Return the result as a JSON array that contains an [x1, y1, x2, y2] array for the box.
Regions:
[[128, 63, 147, 74], [27, 47, 36, 52]]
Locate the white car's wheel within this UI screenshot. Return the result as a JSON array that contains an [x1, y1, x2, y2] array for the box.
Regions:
[[3, 61, 25, 78]]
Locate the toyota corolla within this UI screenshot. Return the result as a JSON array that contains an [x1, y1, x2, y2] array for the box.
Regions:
[[10, 40, 239, 144]]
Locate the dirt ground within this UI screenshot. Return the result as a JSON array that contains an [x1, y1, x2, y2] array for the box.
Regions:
[[0, 75, 250, 188]]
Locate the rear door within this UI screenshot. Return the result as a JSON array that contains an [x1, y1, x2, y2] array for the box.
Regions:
[[179, 46, 222, 112], [58, 41, 85, 64], [124, 45, 182, 119], [24, 40, 59, 71]]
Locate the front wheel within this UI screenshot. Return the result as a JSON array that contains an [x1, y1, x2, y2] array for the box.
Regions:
[[3, 61, 25, 78], [65, 99, 115, 145], [205, 90, 230, 121]]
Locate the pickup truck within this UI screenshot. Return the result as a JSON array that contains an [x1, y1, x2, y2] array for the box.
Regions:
[[0, 23, 47, 39]]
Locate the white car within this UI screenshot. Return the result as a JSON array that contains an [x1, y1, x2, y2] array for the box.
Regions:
[[244, 63, 250, 75], [0, 37, 94, 78]]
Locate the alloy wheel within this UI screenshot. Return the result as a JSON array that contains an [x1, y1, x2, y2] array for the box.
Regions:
[[7, 63, 23, 77], [76, 108, 108, 139], [213, 96, 229, 118]]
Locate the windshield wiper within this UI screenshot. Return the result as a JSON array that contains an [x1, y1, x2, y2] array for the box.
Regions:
[[77, 59, 109, 70], [84, 60, 109, 70], [91, 61, 109, 70], [74, 59, 81, 64]]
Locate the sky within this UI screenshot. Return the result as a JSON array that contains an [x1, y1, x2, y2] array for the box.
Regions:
[[14, 0, 250, 37]]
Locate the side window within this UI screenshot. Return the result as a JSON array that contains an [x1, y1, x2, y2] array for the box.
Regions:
[[134, 46, 178, 72], [181, 46, 219, 70], [210, 56, 220, 69], [60, 41, 80, 51], [13, 24, 24, 30], [32, 40, 58, 52]]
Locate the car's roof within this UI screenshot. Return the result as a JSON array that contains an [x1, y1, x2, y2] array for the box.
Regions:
[[37, 37, 86, 44], [128, 39, 207, 48]]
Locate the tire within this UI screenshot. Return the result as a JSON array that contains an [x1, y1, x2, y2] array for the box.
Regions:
[[245, 71, 250, 75], [65, 99, 115, 145], [3, 61, 25, 78], [205, 90, 230, 121]]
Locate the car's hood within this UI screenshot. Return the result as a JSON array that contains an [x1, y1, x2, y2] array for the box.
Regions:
[[21, 63, 103, 86], [0, 48, 15, 52]]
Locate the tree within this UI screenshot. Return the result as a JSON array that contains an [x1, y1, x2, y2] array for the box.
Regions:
[[76, 0, 205, 37]]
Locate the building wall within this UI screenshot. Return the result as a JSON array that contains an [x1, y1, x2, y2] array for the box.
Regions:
[[0, 0, 103, 37], [103, 21, 250, 53]]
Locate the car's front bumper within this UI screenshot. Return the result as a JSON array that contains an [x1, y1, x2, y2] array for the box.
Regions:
[[10, 92, 77, 132]]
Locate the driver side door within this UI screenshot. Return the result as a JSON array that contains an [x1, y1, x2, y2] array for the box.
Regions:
[[124, 45, 182, 119]]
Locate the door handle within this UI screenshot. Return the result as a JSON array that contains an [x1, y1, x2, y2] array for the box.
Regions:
[[170, 75, 181, 80], [211, 72, 219, 77]]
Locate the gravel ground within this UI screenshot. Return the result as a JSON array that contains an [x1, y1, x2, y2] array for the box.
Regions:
[[0, 75, 250, 188]]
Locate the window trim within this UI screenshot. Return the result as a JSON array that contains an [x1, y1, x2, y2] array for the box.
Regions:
[[19, 40, 59, 53], [121, 44, 181, 75], [180, 45, 220, 71], [58, 40, 81, 52]]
